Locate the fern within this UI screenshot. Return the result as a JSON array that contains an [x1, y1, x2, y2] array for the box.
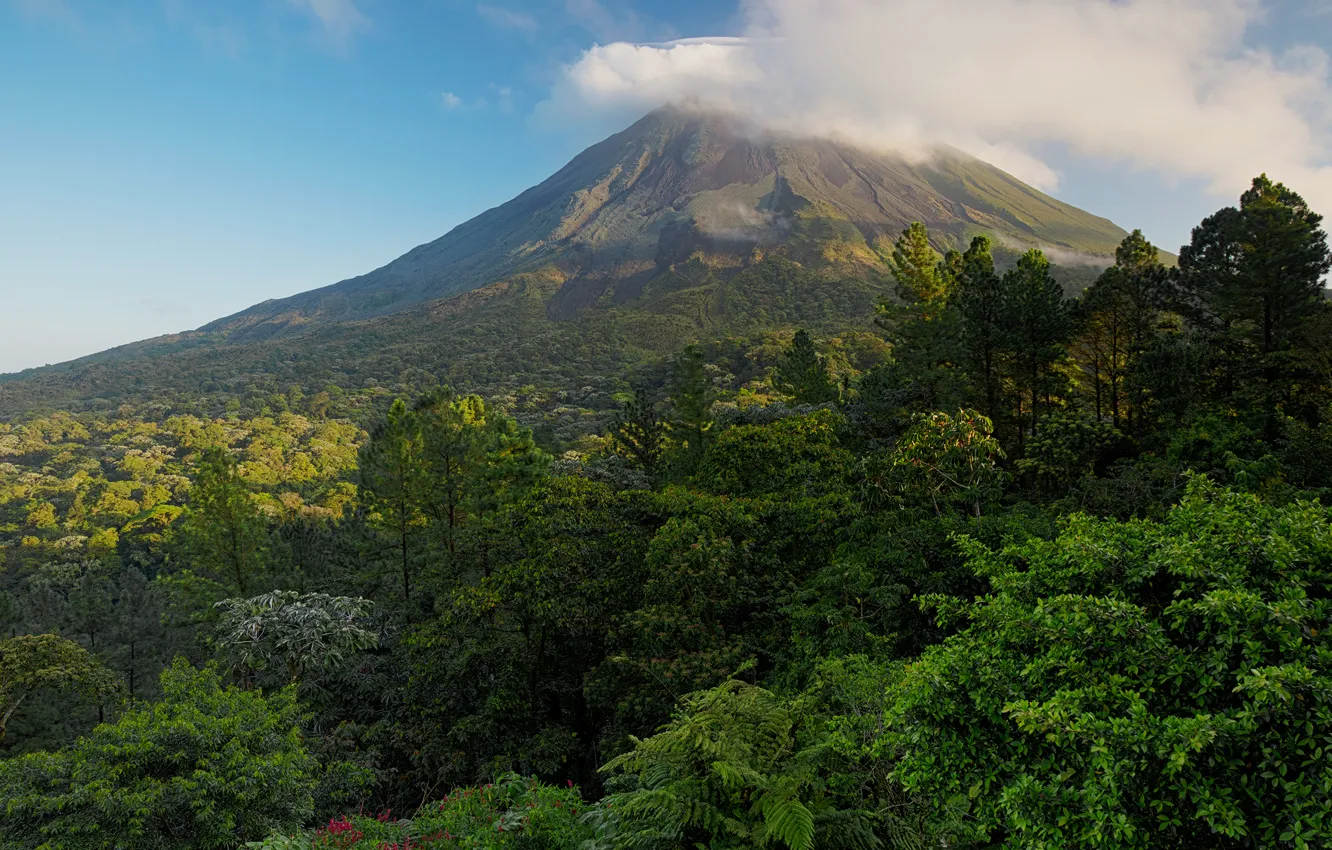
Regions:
[[593, 679, 879, 850]]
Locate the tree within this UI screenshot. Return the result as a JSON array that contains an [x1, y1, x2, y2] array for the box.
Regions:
[[1070, 231, 1171, 432], [611, 388, 667, 482], [175, 446, 268, 596], [415, 389, 491, 560], [415, 388, 548, 569], [213, 591, 378, 688], [699, 409, 854, 498], [596, 678, 879, 850], [403, 477, 656, 790], [358, 398, 428, 605], [874, 479, 1332, 849], [773, 330, 838, 405], [360, 391, 548, 613], [1000, 249, 1072, 444], [952, 236, 1009, 420], [1176, 175, 1332, 432], [0, 634, 120, 743], [0, 660, 318, 850], [888, 221, 948, 303], [875, 409, 1008, 517], [877, 224, 964, 414], [666, 344, 716, 474]]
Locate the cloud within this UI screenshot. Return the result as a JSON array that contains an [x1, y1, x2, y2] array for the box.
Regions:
[[538, 0, 1332, 216], [476, 3, 538, 35], [286, 0, 369, 47], [440, 86, 513, 113]]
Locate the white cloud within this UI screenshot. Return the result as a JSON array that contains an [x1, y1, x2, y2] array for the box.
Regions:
[[440, 87, 512, 113], [286, 0, 369, 46], [538, 0, 1332, 214], [476, 3, 538, 35]]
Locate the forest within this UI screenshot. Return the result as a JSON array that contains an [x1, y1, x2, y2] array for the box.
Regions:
[[1, 174, 1331, 850]]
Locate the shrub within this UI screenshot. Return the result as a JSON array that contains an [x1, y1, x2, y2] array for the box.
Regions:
[[0, 659, 318, 850]]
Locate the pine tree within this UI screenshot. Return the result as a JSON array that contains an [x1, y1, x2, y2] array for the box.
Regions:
[[358, 398, 427, 605], [1177, 175, 1332, 432], [774, 330, 838, 405], [666, 344, 716, 474], [875, 223, 965, 412], [611, 387, 666, 480], [176, 447, 268, 596], [953, 236, 1008, 420], [1001, 249, 1072, 443], [1071, 230, 1170, 432], [889, 221, 948, 303]]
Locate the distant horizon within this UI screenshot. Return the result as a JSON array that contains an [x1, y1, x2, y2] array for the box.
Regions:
[[3, 0, 1330, 373]]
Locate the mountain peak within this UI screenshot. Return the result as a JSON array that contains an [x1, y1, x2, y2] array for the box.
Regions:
[[206, 110, 1126, 338]]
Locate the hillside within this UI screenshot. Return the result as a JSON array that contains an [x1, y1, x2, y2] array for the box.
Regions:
[[0, 108, 1130, 419], [205, 108, 1125, 340]]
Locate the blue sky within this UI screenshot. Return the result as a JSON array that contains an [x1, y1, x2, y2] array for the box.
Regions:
[[2, 0, 1330, 374]]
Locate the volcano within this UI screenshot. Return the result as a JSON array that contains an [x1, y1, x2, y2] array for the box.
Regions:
[[2, 108, 1133, 417], [204, 108, 1127, 340]]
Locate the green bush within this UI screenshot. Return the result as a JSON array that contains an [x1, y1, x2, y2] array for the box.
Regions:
[[875, 477, 1332, 848], [0, 659, 318, 850]]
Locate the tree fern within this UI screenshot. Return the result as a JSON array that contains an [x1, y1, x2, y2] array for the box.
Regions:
[[591, 679, 879, 850]]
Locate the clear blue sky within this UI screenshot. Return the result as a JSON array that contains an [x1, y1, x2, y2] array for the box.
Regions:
[[2, 0, 1329, 374]]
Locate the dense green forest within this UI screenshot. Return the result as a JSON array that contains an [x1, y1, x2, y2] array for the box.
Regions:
[[2, 174, 1331, 849]]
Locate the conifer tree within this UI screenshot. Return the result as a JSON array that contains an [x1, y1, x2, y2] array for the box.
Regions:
[[1001, 249, 1072, 442], [888, 221, 948, 303], [176, 446, 267, 596], [1071, 230, 1170, 432], [953, 236, 1009, 420], [611, 387, 666, 481], [358, 398, 426, 605], [1177, 175, 1331, 432], [774, 330, 838, 405], [666, 344, 716, 473], [877, 223, 964, 412]]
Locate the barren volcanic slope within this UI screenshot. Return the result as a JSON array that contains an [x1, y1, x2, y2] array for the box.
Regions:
[[205, 107, 1127, 340], [0, 108, 1131, 418]]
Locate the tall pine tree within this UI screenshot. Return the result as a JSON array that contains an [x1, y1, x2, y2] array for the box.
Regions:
[[1177, 175, 1331, 432], [774, 330, 838, 405], [1001, 249, 1072, 444]]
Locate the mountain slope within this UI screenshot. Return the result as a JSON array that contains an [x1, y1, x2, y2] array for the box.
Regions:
[[1, 108, 1134, 421], [204, 108, 1126, 339]]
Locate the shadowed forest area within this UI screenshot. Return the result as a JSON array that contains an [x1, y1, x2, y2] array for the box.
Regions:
[[2, 175, 1332, 849]]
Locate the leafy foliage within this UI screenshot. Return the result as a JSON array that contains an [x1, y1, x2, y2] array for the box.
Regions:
[[214, 590, 378, 686], [877, 478, 1332, 849], [4, 174, 1332, 850], [0, 660, 317, 849], [596, 678, 878, 850], [773, 330, 838, 405], [0, 634, 120, 743], [250, 775, 589, 850]]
